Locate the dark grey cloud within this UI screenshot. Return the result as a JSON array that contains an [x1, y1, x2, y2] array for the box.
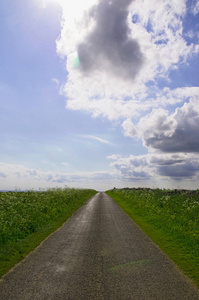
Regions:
[[146, 128, 199, 153], [157, 160, 199, 179], [110, 153, 199, 182], [151, 156, 184, 166], [151, 155, 199, 179], [77, 0, 144, 80], [143, 101, 199, 153]]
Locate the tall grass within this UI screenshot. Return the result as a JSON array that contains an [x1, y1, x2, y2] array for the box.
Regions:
[[0, 188, 97, 278], [106, 188, 199, 287]]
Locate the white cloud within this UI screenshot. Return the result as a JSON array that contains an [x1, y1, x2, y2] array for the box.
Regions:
[[0, 162, 118, 190], [122, 118, 137, 137], [56, 0, 199, 123], [66, 95, 150, 121], [191, 0, 199, 15], [129, 0, 187, 77], [109, 154, 152, 181]]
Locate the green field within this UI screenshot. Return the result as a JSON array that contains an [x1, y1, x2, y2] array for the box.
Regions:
[[0, 188, 97, 278], [106, 188, 199, 288]]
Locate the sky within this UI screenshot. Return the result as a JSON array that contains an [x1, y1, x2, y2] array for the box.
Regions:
[[0, 0, 199, 191]]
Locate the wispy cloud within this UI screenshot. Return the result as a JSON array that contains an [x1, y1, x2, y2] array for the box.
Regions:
[[81, 135, 111, 145]]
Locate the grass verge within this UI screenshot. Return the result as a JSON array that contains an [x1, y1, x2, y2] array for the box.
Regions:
[[106, 188, 199, 288], [0, 188, 97, 278]]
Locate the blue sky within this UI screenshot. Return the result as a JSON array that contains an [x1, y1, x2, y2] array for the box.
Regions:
[[0, 0, 199, 191]]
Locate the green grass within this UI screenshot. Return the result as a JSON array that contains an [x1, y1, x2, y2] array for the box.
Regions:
[[106, 188, 199, 288], [0, 187, 97, 278]]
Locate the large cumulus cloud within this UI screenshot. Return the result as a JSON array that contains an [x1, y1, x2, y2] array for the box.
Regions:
[[138, 95, 199, 153], [56, 0, 199, 121]]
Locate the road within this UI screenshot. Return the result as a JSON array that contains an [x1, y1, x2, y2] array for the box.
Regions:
[[0, 192, 199, 299]]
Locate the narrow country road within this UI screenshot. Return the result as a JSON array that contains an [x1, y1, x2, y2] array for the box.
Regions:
[[0, 192, 199, 299]]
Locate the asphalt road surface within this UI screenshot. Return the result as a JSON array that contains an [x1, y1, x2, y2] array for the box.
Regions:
[[0, 192, 199, 299]]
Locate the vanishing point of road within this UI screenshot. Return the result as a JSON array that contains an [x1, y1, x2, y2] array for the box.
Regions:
[[0, 192, 199, 299]]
